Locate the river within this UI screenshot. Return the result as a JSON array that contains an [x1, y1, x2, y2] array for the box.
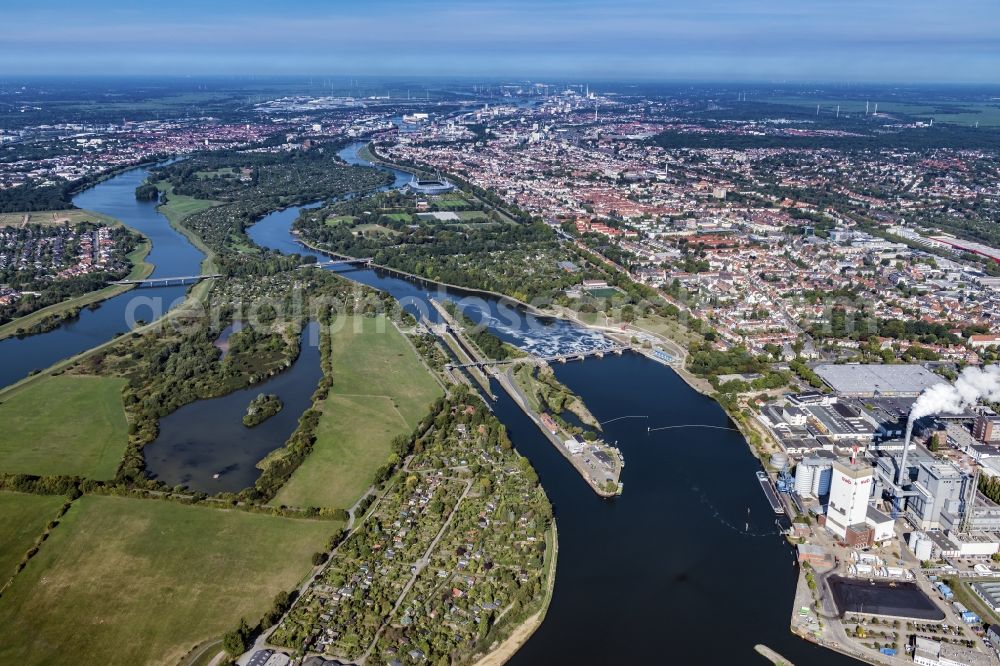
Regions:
[[0, 165, 204, 388], [249, 144, 861, 665], [0, 142, 858, 665]]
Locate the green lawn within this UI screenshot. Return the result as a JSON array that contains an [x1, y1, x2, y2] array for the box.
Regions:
[[0, 492, 65, 580], [0, 375, 128, 479], [429, 192, 470, 209], [325, 214, 357, 226], [156, 189, 218, 223], [274, 315, 442, 509], [0, 495, 337, 666]]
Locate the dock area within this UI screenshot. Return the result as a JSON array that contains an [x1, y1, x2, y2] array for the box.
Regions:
[[495, 365, 623, 498], [757, 471, 785, 515]]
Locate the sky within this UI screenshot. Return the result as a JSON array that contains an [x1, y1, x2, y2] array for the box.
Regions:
[[3, 0, 1000, 82]]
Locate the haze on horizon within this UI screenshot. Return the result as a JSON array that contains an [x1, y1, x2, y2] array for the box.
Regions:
[[3, 0, 1000, 83]]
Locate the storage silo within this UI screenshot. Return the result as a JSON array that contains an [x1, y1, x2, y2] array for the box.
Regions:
[[810, 462, 833, 497], [794, 462, 815, 496], [770, 452, 789, 473], [915, 537, 933, 562]]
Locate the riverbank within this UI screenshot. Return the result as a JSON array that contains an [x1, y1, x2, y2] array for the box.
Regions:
[[472, 520, 559, 666], [154, 186, 221, 276], [553, 306, 782, 466]]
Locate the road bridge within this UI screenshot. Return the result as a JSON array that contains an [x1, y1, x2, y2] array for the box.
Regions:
[[312, 257, 372, 268], [110, 257, 371, 288], [111, 274, 222, 287]]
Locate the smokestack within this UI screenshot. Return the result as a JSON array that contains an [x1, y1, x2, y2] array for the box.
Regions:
[[899, 365, 1000, 485]]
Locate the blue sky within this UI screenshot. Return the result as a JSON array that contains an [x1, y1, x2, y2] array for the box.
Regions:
[[3, 0, 999, 82]]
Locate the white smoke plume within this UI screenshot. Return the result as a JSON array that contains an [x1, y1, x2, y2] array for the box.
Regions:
[[898, 365, 1000, 485], [909, 365, 1000, 423]]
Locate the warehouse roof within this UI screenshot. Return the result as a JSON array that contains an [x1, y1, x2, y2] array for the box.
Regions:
[[813, 364, 945, 397]]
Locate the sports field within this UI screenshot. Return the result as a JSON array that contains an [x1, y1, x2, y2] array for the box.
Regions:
[[0, 495, 337, 666], [0, 375, 128, 479], [0, 492, 65, 580], [273, 315, 441, 509]]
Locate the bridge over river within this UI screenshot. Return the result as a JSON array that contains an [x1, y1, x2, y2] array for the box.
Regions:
[[111, 258, 372, 288]]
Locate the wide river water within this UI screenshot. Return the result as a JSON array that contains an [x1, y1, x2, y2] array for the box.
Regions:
[[0, 143, 858, 664]]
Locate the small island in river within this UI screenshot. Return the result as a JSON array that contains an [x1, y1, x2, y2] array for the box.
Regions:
[[243, 393, 283, 428]]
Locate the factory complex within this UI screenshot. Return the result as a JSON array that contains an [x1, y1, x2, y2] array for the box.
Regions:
[[764, 364, 1000, 664]]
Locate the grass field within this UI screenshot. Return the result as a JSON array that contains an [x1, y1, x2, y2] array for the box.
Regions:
[[0, 492, 65, 580], [0, 375, 128, 479], [157, 190, 219, 225], [384, 212, 414, 222], [0, 209, 117, 228], [428, 192, 470, 209], [0, 495, 337, 666], [274, 315, 442, 509], [325, 214, 357, 226]]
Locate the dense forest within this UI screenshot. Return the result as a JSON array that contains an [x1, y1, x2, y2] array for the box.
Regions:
[[0, 182, 74, 213]]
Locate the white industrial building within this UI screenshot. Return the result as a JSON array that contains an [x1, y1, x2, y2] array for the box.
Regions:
[[826, 459, 875, 540]]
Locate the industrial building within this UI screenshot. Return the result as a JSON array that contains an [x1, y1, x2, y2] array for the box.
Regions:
[[972, 581, 1000, 613], [871, 446, 972, 531], [794, 451, 836, 498], [903, 461, 968, 531], [913, 635, 995, 666], [759, 391, 910, 459], [825, 459, 894, 545], [812, 363, 945, 397], [907, 531, 935, 561], [974, 412, 1000, 443]]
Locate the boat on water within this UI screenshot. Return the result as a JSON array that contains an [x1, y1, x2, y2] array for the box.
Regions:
[[756, 470, 785, 515]]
